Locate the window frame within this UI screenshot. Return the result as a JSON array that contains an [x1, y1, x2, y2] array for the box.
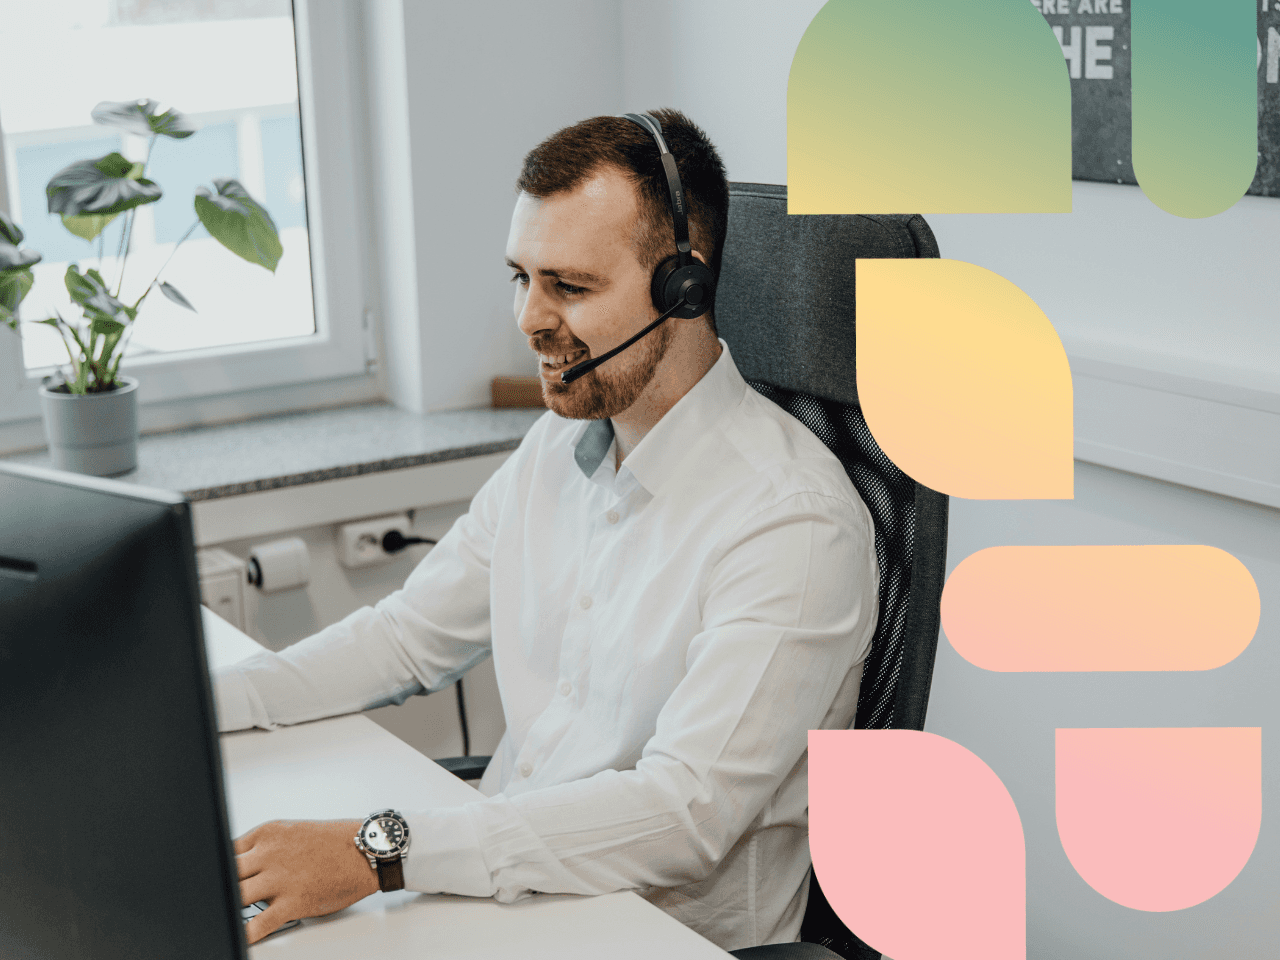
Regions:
[[0, 0, 378, 433]]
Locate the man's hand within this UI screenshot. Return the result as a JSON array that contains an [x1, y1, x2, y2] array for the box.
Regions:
[[235, 819, 380, 944]]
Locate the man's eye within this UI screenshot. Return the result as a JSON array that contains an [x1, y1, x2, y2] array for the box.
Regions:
[[556, 281, 587, 296], [510, 272, 529, 286]]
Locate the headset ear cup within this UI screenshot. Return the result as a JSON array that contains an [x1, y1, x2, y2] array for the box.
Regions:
[[650, 257, 680, 313], [651, 257, 715, 319]]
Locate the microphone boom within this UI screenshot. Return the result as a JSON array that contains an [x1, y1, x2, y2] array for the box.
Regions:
[[559, 298, 688, 384]]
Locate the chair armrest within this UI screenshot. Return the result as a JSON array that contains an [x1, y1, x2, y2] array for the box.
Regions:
[[436, 755, 492, 781]]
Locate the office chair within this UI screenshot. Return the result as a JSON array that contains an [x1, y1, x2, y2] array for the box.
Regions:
[[712, 186, 949, 959], [439, 183, 949, 960]]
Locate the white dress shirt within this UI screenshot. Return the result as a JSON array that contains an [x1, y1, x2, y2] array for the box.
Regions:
[[213, 341, 878, 952]]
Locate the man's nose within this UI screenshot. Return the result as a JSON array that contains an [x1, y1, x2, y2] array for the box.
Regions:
[[516, 282, 558, 339]]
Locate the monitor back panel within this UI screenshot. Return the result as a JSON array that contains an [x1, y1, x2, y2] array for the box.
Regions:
[[0, 467, 245, 960]]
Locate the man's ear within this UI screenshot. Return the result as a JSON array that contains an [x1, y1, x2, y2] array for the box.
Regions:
[[686, 250, 718, 336]]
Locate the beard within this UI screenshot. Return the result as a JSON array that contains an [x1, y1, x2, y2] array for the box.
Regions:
[[539, 317, 674, 421]]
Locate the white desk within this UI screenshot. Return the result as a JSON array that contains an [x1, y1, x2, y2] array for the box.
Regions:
[[203, 608, 732, 960]]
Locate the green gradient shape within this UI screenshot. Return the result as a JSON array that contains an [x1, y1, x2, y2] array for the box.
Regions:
[[788, 0, 1071, 214], [1131, 0, 1257, 219]]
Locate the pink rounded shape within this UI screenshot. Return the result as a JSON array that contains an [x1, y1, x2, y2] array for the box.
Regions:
[[809, 730, 1025, 960], [1056, 728, 1262, 911]]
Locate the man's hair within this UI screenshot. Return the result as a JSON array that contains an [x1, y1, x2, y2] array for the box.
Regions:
[[515, 108, 730, 333]]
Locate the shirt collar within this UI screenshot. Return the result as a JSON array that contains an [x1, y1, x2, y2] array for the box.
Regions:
[[573, 418, 615, 479], [569, 339, 747, 495]]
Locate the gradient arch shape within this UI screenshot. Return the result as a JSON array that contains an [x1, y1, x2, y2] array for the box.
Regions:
[[788, 0, 1070, 213], [942, 545, 1260, 671], [857, 259, 1073, 499], [810, 730, 1025, 960], [1057, 728, 1262, 911], [1131, 0, 1258, 218]]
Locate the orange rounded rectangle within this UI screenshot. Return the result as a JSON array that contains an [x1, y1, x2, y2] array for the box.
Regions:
[[942, 545, 1259, 671]]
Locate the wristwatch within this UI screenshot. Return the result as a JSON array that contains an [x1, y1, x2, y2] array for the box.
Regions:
[[354, 809, 411, 892]]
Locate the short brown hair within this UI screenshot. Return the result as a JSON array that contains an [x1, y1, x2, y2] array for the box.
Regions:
[[516, 109, 730, 331]]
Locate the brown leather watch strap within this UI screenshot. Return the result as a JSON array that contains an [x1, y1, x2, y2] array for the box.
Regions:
[[375, 856, 404, 892]]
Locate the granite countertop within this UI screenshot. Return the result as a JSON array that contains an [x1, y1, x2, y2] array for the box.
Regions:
[[3, 402, 546, 501]]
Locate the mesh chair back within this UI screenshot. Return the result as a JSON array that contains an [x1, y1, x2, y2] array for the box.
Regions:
[[714, 184, 950, 959]]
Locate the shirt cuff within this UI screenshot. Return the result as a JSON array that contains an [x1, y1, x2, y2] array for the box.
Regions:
[[211, 668, 263, 732], [402, 807, 494, 899]]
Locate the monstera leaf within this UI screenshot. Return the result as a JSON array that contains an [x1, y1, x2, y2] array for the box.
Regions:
[[61, 212, 120, 243], [0, 212, 37, 330], [91, 99, 197, 139], [0, 244, 41, 271], [0, 211, 40, 325], [89, 314, 126, 337], [0, 268, 34, 328], [0, 210, 24, 246], [46, 152, 162, 218], [65, 265, 134, 325], [195, 178, 282, 272]]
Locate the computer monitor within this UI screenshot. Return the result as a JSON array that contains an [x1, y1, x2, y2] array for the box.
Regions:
[[0, 462, 246, 960]]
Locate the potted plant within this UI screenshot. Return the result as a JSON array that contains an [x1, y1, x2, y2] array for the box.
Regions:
[[0, 98, 282, 476]]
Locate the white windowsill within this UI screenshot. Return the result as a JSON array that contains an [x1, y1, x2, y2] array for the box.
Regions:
[[1, 401, 547, 545]]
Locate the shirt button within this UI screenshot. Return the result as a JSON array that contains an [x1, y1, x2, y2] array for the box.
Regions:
[[579, 595, 593, 609], [559, 680, 572, 696], [519, 762, 532, 778], [606, 510, 619, 524]]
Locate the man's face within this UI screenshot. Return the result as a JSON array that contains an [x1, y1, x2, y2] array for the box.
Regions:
[[506, 168, 671, 420]]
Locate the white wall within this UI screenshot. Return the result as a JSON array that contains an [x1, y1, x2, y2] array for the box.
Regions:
[[364, 0, 1280, 414], [928, 185, 1280, 390], [620, 0, 826, 184], [360, 0, 625, 414], [933, 464, 1280, 960], [621, 0, 1280, 387]]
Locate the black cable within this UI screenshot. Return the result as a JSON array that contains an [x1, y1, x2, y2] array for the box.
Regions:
[[382, 529, 436, 553], [377, 528, 467, 750], [455, 678, 471, 757], [378, 528, 467, 752]]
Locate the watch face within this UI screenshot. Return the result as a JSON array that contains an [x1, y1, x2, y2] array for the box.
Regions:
[[362, 815, 407, 856]]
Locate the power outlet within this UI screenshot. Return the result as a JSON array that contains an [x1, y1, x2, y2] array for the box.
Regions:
[[336, 513, 412, 569]]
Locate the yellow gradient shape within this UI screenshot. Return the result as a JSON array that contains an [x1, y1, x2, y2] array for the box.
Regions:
[[857, 259, 1073, 499], [943, 546, 1260, 671], [788, 0, 1070, 213]]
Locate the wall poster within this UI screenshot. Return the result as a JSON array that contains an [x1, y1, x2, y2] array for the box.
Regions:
[[1034, 0, 1280, 196]]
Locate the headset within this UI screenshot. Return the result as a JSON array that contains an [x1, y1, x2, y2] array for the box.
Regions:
[[559, 112, 716, 384], [621, 111, 717, 320]]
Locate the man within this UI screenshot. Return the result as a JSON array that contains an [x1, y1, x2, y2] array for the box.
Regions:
[[216, 109, 878, 953]]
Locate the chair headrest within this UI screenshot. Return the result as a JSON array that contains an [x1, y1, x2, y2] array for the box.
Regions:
[[714, 182, 938, 409]]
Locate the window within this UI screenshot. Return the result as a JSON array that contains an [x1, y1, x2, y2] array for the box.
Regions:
[[0, 0, 373, 427]]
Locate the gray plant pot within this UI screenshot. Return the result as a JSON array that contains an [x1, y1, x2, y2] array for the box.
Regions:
[[39, 376, 140, 477]]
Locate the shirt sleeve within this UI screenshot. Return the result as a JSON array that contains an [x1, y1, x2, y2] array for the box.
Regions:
[[400, 489, 878, 901], [209, 445, 520, 734]]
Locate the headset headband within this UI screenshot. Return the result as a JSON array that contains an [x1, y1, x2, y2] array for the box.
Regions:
[[620, 112, 692, 269]]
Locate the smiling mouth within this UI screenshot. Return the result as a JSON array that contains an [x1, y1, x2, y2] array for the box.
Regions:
[[537, 348, 589, 371]]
